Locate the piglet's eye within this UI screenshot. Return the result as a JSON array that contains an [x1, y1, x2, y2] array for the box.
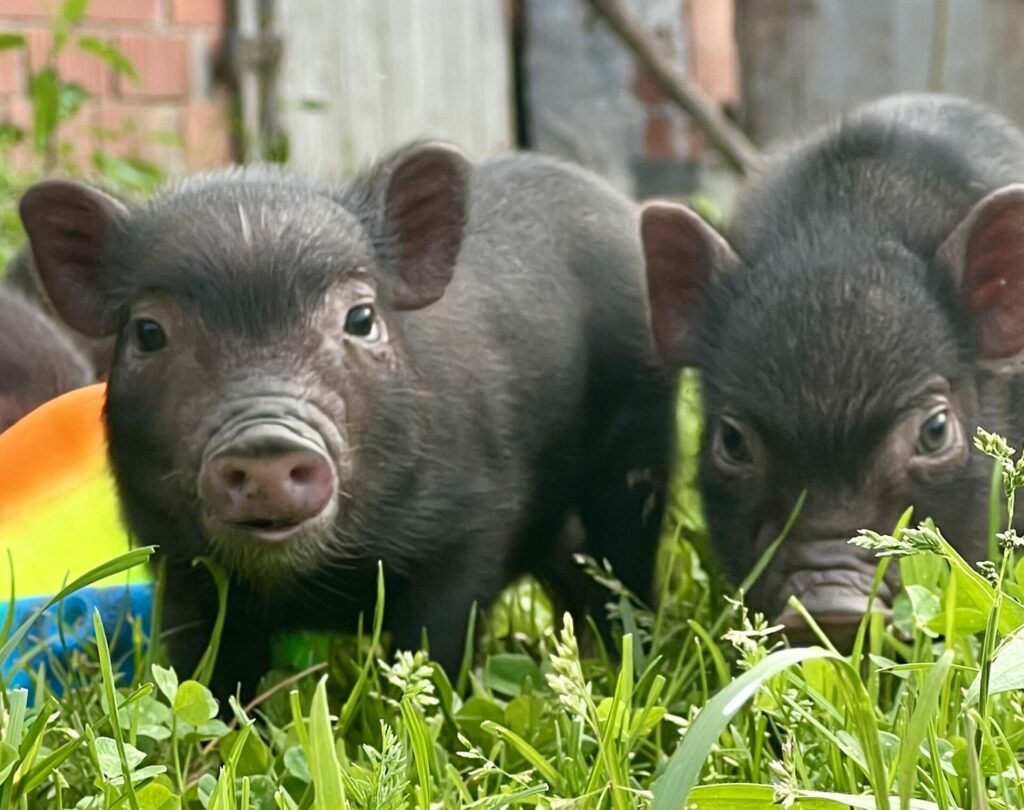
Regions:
[[344, 304, 380, 341], [713, 416, 755, 471], [916, 408, 954, 455], [134, 318, 167, 353]]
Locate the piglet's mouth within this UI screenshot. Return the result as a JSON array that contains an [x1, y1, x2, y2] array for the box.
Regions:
[[231, 518, 307, 543], [770, 570, 894, 651], [202, 509, 334, 547]]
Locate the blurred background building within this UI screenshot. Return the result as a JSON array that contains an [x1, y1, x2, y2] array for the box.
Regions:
[[1, 0, 1023, 208]]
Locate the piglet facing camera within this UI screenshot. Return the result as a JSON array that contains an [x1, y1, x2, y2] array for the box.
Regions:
[[641, 94, 1024, 646], [20, 142, 676, 699]]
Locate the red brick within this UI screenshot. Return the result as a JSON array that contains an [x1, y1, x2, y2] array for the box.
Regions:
[[686, 119, 709, 161], [116, 34, 189, 99], [0, 0, 56, 18], [25, 28, 49, 71], [1, 0, 157, 21], [632, 67, 665, 105], [183, 99, 230, 169], [1, 94, 30, 129], [25, 29, 111, 96], [63, 49, 110, 96], [96, 101, 186, 173], [645, 110, 679, 160], [0, 49, 22, 95], [87, 0, 157, 23], [687, 0, 739, 105], [171, 0, 224, 27]]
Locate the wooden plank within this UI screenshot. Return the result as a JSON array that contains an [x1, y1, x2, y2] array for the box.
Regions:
[[735, 0, 814, 147], [277, 0, 514, 177], [978, 0, 1024, 117], [739, 0, 1024, 148]]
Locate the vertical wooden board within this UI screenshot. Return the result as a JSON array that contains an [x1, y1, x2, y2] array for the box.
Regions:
[[459, 0, 480, 153], [277, 0, 331, 169], [350, 0, 381, 167], [423, 4, 445, 140], [740, 0, 1024, 147], [403, 0, 428, 139], [792, 0, 898, 137], [458, 0, 480, 151], [894, 0, 935, 90], [466, 0, 486, 155], [482, 0, 513, 155], [741, 0, 900, 144], [735, 0, 814, 147], [942, 0, 987, 97], [440, 0, 465, 149], [387, 0, 415, 148], [277, 0, 513, 176], [331, 0, 355, 169], [982, 0, 1024, 119]]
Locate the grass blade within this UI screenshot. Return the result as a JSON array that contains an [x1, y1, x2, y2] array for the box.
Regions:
[[897, 650, 954, 810], [305, 676, 345, 810], [399, 698, 433, 810], [190, 557, 229, 687], [92, 609, 140, 810], [338, 562, 386, 735], [651, 646, 888, 810], [481, 721, 563, 791]]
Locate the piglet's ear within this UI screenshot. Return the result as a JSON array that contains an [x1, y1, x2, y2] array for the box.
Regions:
[[19, 180, 126, 337], [640, 201, 738, 367], [936, 184, 1024, 360], [379, 143, 470, 311]]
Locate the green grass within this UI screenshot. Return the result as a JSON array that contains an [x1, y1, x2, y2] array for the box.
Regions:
[[5, 387, 1024, 808]]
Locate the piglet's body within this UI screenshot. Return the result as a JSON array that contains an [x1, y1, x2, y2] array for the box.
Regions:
[[21, 144, 675, 699]]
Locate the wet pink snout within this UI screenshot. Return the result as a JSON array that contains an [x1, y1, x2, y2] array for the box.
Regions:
[[202, 444, 335, 534]]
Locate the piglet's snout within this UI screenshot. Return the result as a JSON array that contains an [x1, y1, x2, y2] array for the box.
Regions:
[[773, 566, 895, 651], [200, 424, 336, 537]]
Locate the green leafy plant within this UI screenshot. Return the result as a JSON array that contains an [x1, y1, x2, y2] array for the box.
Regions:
[[0, 0, 164, 270], [0, 0, 138, 172]]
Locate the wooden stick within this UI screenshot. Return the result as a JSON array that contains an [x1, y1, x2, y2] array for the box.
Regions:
[[585, 0, 761, 175]]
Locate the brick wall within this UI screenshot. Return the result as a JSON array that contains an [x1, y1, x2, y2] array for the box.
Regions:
[[0, 0, 232, 176], [634, 0, 739, 163], [524, 0, 739, 201]]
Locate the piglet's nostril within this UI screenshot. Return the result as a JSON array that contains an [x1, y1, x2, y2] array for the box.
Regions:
[[289, 463, 315, 485], [283, 457, 334, 506], [225, 468, 248, 492]]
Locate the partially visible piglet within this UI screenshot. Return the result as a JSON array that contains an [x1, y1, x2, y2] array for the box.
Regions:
[[0, 287, 92, 432], [4, 247, 115, 378]]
